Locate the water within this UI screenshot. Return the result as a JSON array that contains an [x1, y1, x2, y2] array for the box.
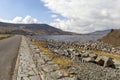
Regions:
[[33, 35, 104, 42], [33, 30, 110, 42]]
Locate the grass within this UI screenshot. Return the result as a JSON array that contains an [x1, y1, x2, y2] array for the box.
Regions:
[[34, 41, 74, 68], [34, 40, 120, 64], [33, 40, 75, 77], [0, 34, 12, 40], [93, 50, 120, 60], [78, 48, 120, 60], [33, 39, 120, 77]]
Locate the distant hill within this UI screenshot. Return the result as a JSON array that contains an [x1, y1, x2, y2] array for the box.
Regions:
[[99, 29, 120, 47], [0, 22, 76, 35], [89, 30, 111, 35]]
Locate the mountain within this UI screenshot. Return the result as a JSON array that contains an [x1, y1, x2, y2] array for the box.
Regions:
[[89, 30, 111, 35], [99, 29, 120, 47], [0, 22, 75, 35]]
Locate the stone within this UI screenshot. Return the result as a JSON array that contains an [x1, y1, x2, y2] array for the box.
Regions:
[[81, 53, 89, 58], [103, 57, 114, 67], [41, 64, 60, 72], [113, 59, 120, 69], [37, 58, 45, 65], [29, 76, 40, 80], [22, 77, 29, 80], [95, 56, 114, 67], [89, 53, 97, 59], [46, 69, 69, 79], [82, 57, 95, 62], [17, 36, 41, 80], [95, 56, 104, 66], [58, 77, 78, 80]]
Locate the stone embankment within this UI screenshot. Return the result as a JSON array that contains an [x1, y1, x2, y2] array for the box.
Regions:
[[31, 38, 120, 80], [13, 36, 120, 80], [13, 36, 41, 80], [13, 36, 78, 80], [28, 39, 78, 80], [44, 39, 120, 68]]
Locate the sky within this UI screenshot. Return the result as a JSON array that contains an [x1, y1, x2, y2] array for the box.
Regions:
[[0, 0, 120, 33]]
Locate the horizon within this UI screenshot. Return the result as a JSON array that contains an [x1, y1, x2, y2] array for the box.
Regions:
[[0, 0, 120, 33], [0, 21, 113, 34]]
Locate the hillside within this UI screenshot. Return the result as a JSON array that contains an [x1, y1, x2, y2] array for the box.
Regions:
[[99, 29, 120, 47], [0, 22, 75, 35]]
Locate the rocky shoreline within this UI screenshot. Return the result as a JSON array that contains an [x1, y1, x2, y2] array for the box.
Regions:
[[34, 39, 120, 68], [30, 38, 120, 80], [14, 36, 120, 80]]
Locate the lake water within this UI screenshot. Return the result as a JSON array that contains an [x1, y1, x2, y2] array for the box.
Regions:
[[33, 35, 102, 42], [33, 30, 110, 42]]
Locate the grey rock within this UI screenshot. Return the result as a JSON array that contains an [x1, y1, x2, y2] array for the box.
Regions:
[[41, 64, 60, 72], [82, 57, 95, 62]]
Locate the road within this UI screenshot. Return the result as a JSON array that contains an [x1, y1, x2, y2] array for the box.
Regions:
[[0, 35, 21, 80]]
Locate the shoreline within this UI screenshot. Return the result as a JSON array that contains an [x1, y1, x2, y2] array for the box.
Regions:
[[12, 36, 120, 80]]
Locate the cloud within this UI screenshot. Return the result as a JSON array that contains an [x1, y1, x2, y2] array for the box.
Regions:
[[0, 15, 41, 24], [42, 0, 120, 33], [51, 14, 58, 18], [12, 17, 23, 23]]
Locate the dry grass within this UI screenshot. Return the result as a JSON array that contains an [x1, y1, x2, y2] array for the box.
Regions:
[[100, 29, 120, 47], [34, 41, 73, 68], [79, 48, 120, 60], [93, 50, 120, 60], [53, 56, 73, 67], [0, 34, 11, 40]]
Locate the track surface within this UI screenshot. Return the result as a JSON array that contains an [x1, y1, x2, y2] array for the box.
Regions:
[[0, 35, 21, 80]]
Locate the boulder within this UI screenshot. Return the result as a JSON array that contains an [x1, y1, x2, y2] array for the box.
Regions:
[[95, 56, 105, 66], [82, 57, 95, 62], [89, 53, 97, 59], [103, 56, 114, 67], [81, 53, 89, 58], [95, 56, 114, 67], [113, 59, 120, 69]]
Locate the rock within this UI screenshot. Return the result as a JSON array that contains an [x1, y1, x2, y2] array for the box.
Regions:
[[41, 64, 60, 72], [103, 56, 114, 67], [95, 56, 104, 66], [113, 59, 120, 69], [47, 69, 69, 79], [89, 53, 97, 59], [82, 57, 95, 62], [58, 76, 79, 80], [81, 53, 89, 58], [95, 56, 114, 67], [35, 48, 40, 53], [29, 76, 40, 80]]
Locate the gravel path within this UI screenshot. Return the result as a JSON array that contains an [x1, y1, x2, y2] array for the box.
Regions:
[[0, 35, 21, 80]]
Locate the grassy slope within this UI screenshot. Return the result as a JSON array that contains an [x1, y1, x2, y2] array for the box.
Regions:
[[100, 29, 120, 47]]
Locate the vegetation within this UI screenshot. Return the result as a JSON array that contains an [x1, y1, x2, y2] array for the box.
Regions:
[[0, 34, 12, 40], [34, 41, 74, 68], [100, 29, 120, 47], [93, 50, 120, 60], [79, 48, 120, 60]]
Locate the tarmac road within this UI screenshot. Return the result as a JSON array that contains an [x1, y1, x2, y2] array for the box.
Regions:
[[0, 35, 21, 80]]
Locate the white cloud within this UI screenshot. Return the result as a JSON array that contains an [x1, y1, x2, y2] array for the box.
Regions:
[[54, 18, 61, 22], [42, 0, 120, 33], [12, 17, 23, 23], [0, 15, 41, 24], [23, 16, 39, 23], [51, 14, 58, 18]]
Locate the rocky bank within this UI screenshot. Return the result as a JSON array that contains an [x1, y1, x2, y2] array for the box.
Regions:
[[13, 36, 120, 80], [31, 38, 120, 80]]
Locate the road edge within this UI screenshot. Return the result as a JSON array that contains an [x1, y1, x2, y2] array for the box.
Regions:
[[12, 36, 22, 80]]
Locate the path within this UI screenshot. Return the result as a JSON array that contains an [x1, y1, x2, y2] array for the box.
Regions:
[[0, 35, 21, 80]]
